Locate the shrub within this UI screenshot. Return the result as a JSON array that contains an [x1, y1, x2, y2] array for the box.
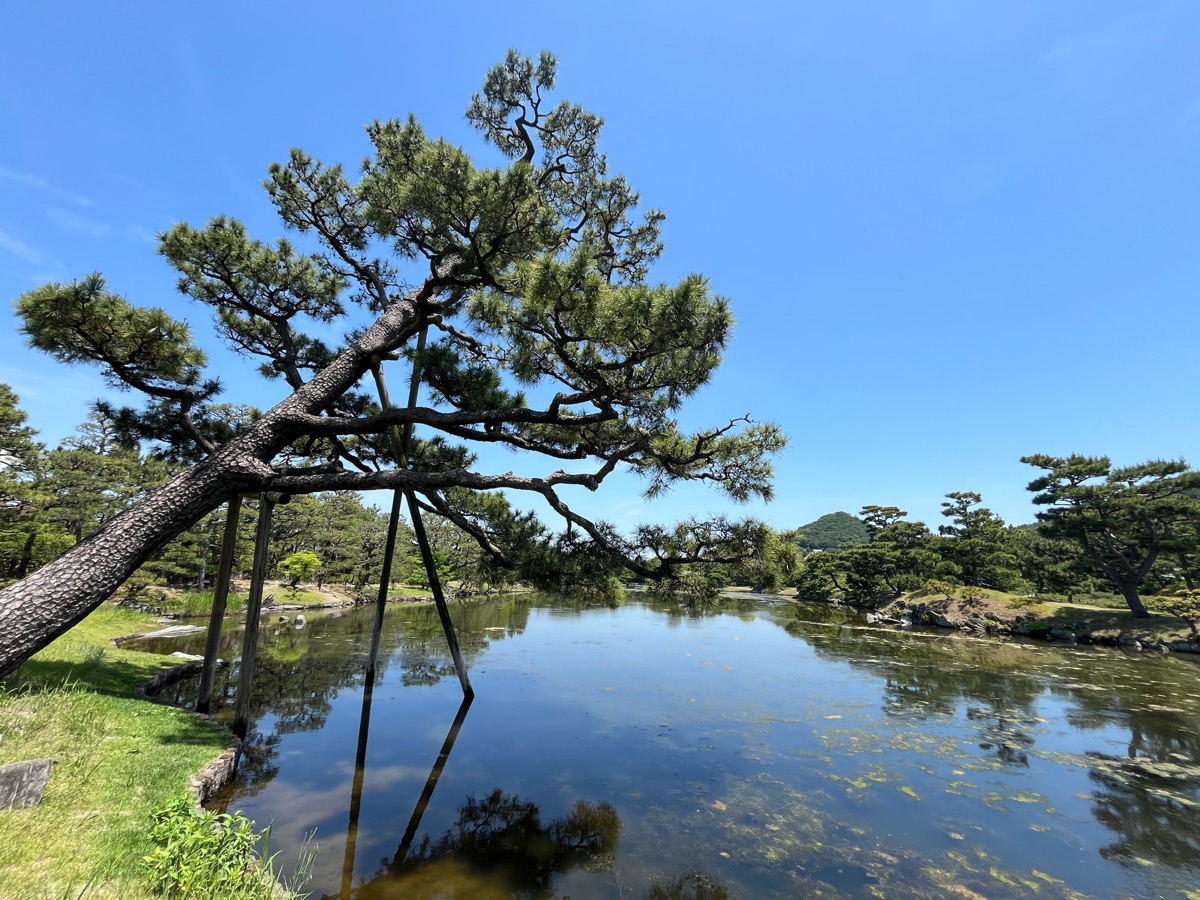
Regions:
[[278, 551, 322, 588], [1024, 620, 1051, 637], [1155, 589, 1200, 636], [143, 795, 275, 899], [920, 579, 958, 600]]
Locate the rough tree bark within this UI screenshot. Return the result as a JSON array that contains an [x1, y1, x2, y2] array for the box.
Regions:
[[0, 293, 425, 677]]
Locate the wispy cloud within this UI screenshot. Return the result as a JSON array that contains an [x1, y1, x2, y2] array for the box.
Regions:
[[0, 166, 93, 207], [0, 227, 47, 266], [0, 367, 98, 429], [0, 228, 69, 284], [46, 207, 109, 237], [1043, 27, 1120, 64], [129, 225, 160, 244]]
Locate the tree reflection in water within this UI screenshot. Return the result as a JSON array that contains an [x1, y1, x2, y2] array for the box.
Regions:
[[191, 597, 1200, 896], [1090, 760, 1200, 869], [645, 869, 731, 899], [775, 600, 1200, 874], [346, 789, 620, 899], [1084, 717, 1200, 870]]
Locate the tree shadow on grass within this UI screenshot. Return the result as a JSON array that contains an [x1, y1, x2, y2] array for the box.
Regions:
[[1036, 606, 1192, 643], [8, 649, 167, 696], [3, 652, 232, 749]]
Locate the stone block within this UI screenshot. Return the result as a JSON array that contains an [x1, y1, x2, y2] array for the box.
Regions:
[[0, 758, 54, 811]]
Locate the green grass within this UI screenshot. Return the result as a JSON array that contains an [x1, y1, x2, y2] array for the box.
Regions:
[[272, 587, 329, 607], [142, 580, 435, 618], [1034, 600, 1194, 643], [170, 589, 246, 617], [895, 583, 1197, 645], [390, 583, 437, 598], [0, 605, 232, 899]]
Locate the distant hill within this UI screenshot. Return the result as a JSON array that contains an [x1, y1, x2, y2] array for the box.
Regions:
[[793, 511, 869, 550]]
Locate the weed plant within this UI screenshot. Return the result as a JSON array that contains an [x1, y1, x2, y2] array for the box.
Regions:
[[144, 795, 313, 899]]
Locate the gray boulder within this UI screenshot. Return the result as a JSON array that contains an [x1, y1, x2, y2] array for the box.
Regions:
[[0, 759, 54, 811]]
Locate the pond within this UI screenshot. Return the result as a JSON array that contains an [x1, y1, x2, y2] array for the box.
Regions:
[[159, 594, 1200, 898]]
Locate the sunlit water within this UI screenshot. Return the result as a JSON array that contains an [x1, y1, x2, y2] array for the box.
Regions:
[[153, 595, 1200, 898]]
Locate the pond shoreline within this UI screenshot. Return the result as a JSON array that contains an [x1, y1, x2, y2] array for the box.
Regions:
[[207, 592, 1200, 898], [723, 587, 1200, 656], [866, 593, 1200, 655]]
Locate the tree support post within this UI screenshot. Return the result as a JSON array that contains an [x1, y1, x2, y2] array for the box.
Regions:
[[196, 498, 241, 715], [370, 351, 473, 698], [232, 492, 289, 739], [395, 694, 473, 865], [405, 491, 473, 697], [366, 493, 403, 677]]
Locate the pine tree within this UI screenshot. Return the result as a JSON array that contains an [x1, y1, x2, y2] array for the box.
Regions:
[[0, 52, 783, 676]]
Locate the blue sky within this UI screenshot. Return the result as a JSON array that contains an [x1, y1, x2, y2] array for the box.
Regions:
[[1, 2, 1197, 533]]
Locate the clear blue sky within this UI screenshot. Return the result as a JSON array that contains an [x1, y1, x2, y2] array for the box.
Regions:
[[1, 2, 1197, 533]]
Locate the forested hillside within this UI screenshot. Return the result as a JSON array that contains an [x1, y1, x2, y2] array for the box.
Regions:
[[793, 511, 869, 550]]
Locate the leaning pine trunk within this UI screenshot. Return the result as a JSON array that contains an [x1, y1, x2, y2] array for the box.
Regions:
[[0, 444, 270, 678], [0, 296, 423, 679]]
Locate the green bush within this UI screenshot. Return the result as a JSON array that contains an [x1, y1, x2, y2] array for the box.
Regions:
[[1155, 589, 1200, 636], [919, 579, 958, 600], [278, 550, 322, 588], [143, 795, 275, 899]]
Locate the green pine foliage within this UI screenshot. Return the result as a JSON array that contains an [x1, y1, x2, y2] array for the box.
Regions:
[[1022, 454, 1200, 617]]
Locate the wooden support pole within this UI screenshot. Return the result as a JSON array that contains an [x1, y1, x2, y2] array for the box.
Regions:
[[196, 499, 241, 715], [232, 492, 288, 739], [366, 493, 403, 677], [394, 694, 473, 865], [370, 345, 473, 698], [405, 493, 473, 698]]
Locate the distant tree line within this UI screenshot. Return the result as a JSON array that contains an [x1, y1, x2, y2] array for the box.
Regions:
[[4, 384, 1196, 617], [721, 459, 1199, 618], [0, 385, 543, 598]]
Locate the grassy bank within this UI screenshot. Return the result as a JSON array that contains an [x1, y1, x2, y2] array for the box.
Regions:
[[144, 580, 435, 618], [880, 584, 1199, 649], [0, 605, 231, 899]]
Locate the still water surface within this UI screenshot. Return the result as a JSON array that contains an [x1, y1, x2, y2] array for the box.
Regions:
[[162, 595, 1200, 898]]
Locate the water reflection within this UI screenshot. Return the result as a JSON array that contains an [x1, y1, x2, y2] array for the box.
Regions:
[[171, 595, 1200, 897], [394, 695, 474, 865], [1088, 756, 1200, 868], [187, 600, 536, 801], [339, 672, 376, 899], [774, 601, 1200, 880], [350, 790, 620, 899], [967, 706, 1035, 767], [645, 870, 731, 899], [336, 676, 474, 899]]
